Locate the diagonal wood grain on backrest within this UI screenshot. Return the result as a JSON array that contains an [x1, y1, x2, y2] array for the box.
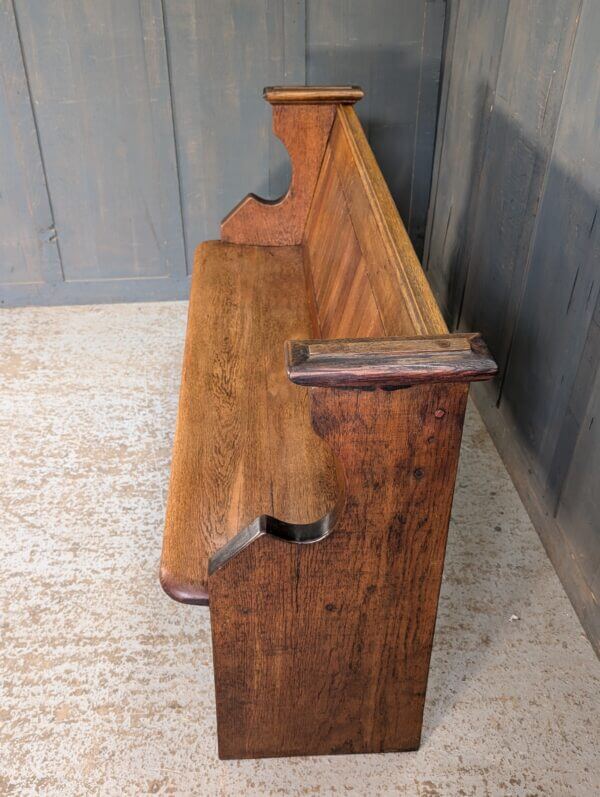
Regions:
[[304, 106, 447, 340], [303, 146, 385, 338]]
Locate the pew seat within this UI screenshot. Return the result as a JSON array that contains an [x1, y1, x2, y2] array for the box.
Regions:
[[161, 241, 338, 604]]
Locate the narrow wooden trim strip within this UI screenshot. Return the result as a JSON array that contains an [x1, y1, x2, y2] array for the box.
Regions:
[[286, 333, 497, 388], [263, 85, 364, 105]]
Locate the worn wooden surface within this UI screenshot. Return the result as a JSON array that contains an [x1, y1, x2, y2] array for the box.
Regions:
[[304, 107, 447, 339], [209, 382, 469, 759], [263, 85, 363, 104], [2, 1, 444, 306], [425, 0, 599, 653], [303, 145, 386, 338], [286, 334, 497, 388], [160, 241, 338, 604], [221, 104, 335, 245]]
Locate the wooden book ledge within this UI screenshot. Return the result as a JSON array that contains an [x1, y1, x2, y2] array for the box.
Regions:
[[160, 85, 497, 760]]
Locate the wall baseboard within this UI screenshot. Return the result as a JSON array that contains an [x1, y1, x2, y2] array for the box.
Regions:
[[1, 276, 191, 308]]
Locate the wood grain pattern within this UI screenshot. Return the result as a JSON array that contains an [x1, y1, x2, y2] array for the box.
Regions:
[[330, 107, 448, 337], [263, 85, 363, 104], [303, 146, 385, 338], [286, 333, 497, 388], [220, 103, 336, 245], [160, 241, 338, 604], [209, 382, 469, 758], [303, 105, 448, 339]]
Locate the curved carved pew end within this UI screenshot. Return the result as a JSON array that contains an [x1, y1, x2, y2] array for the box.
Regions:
[[221, 86, 363, 246]]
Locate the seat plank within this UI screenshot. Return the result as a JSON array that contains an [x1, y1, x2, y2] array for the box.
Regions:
[[160, 242, 339, 604]]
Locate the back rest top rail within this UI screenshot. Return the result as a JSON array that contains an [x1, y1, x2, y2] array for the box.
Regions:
[[263, 86, 364, 105]]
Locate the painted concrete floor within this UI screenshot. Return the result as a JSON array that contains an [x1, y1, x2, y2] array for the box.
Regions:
[[0, 302, 598, 797]]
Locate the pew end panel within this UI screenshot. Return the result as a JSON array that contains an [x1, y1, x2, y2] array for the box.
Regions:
[[208, 337, 496, 759]]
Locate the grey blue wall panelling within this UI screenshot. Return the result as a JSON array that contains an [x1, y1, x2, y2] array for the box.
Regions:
[[426, 0, 599, 653], [424, 0, 510, 321], [307, 0, 445, 256], [556, 298, 600, 637], [459, 0, 581, 381], [163, 0, 305, 270], [0, 1, 61, 289], [1, 0, 445, 305], [12, 0, 186, 292]]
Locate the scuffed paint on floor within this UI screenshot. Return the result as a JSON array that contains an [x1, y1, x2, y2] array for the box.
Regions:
[[0, 303, 598, 796]]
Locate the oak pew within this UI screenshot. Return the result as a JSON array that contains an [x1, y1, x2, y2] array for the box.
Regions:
[[160, 85, 497, 759]]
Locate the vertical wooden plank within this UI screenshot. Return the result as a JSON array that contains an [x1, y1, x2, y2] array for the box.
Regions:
[[423, 0, 459, 272], [548, 295, 600, 503], [0, 0, 60, 291], [407, 0, 445, 254], [424, 0, 509, 321], [306, 0, 444, 258], [458, 0, 581, 385], [555, 301, 600, 609], [501, 0, 599, 491], [163, 0, 306, 270], [13, 0, 185, 282]]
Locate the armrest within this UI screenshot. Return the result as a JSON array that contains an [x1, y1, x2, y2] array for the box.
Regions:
[[285, 333, 497, 388], [263, 85, 363, 105]]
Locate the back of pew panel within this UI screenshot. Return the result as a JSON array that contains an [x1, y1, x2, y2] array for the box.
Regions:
[[304, 106, 447, 339]]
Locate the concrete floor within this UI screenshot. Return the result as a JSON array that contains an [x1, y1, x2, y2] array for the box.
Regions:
[[0, 303, 598, 797]]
